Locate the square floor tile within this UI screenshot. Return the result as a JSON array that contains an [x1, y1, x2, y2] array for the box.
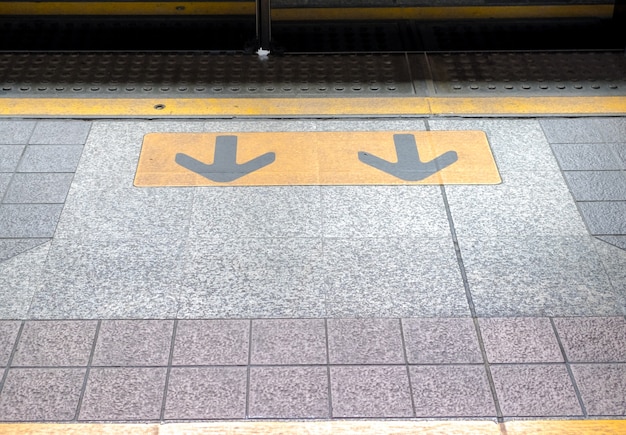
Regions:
[[172, 320, 249, 366], [12, 321, 97, 367], [79, 367, 167, 421], [461, 236, 619, 316], [0, 121, 35, 145], [92, 320, 174, 367], [541, 118, 626, 144], [479, 318, 563, 363], [571, 363, 626, 416], [330, 366, 413, 418], [323, 238, 468, 317], [402, 318, 482, 364], [29, 121, 91, 145], [327, 319, 404, 364], [165, 367, 246, 420], [0, 145, 25, 172], [3, 173, 74, 204], [0, 368, 85, 421], [17, 145, 84, 173], [0, 204, 64, 238], [409, 365, 495, 417], [251, 319, 326, 365], [321, 186, 449, 238], [190, 187, 321, 238], [491, 364, 582, 417], [249, 366, 330, 418], [0, 321, 20, 366], [550, 143, 624, 170], [578, 201, 626, 235], [0, 174, 10, 199], [563, 171, 626, 201], [553, 317, 626, 362]]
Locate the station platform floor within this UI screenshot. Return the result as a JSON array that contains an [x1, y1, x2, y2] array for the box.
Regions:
[[0, 113, 625, 433]]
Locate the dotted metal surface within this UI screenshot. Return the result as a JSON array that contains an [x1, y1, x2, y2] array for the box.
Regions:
[[0, 52, 415, 97], [429, 51, 626, 95]]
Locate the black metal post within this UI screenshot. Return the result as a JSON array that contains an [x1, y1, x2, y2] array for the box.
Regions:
[[256, 0, 272, 51]]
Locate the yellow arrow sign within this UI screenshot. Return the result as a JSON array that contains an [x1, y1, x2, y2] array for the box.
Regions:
[[134, 131, 500, 186]]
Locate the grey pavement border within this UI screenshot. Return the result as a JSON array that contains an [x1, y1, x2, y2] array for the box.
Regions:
[[0, 317, 625, 422]]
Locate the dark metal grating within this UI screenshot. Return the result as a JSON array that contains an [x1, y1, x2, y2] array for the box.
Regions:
[[0, 52, 415, 97], [429, 51, 626, 95]]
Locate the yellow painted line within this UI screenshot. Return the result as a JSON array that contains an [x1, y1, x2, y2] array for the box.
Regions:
[[134, 131, 501, 186], [503, 420, 626, 434], [0, 3, 613, 19], [3, 420, 626, 435], [1, 96, 626, 117]]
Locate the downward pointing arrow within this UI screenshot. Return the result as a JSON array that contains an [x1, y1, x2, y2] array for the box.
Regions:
[[175, 135, 275, 182], [358, 134, 458, 181]]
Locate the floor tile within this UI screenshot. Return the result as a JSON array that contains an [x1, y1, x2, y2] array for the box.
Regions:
[[598, 235, 626, 250], [323, 238, 468, 317], [330, 366, 413, 418], [17, 145, 84, 173], [571, 363, 626, 416], [0, 145, 24, 172], [491, 364, 582, 417], [172, 320, 249, 366], [409, 365, 495, 417], [402, 318, 482, 364], [446, 171, 587, 238], [563, 171, 626, 201], [0, 204, 63, 238], [180, 238, 324, 318], [0, 121, 35, 145], [29, 239, 183, 319], [429, 119, 559, 172], [164, 367, 246, 420], [3, 173, 74, 204], [191, 187, 321, 238], [0, 239, 48, 263], [611, 143, 626, 167], [249, 366, 330, 418], [29, 121, 91, 145], [92, 320, 174, 367], [321, 186, 449, 238], [251, 319, 326, 365], [553, 317, 626, 362], [479, 318, 563, 363], [540, 118, 626, 144], [550, 143, 625, 170], [461, 236, 620, 316], [54, 187, 193, 241], [0, 321, 20, 366], [0, 242, 50, 319], [79, 367, 166, 421], [578, 201, 626, 235], [12, 321, 97, 367], [0, 368, 85, 421], [0, 174, 11, 199], [327, 318, 404, 364]]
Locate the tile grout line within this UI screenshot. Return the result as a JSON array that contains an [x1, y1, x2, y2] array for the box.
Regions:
[[549, 317, 588, 417], [398, 319, 417, 418], [426, 116, 505, 423], [73, 319, 100, 422], [245, 319, 252, 419], [0, 321, 25, 399], [159, 319, 178, 422], [324, 318, 333, 419]]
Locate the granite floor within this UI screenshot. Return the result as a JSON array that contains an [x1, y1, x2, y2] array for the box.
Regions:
[[0, 117, 625, 422]]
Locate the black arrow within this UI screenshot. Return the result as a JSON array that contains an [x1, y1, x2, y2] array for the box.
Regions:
[[358, 134, 458, 181], [175, 135, 275, 182]]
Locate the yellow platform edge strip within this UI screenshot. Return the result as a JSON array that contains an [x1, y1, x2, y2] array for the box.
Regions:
[[2, 420, 626, 435], [1, 96, 626, 117], [0, 3, 614, 19]]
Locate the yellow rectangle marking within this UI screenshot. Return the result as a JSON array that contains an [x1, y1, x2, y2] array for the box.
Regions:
[[1, 96, 626, 118], [134, 131, 500, 186]]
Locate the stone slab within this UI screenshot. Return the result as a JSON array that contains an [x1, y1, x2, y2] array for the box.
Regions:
[[0, 204, 63, 238], [540, 118, 626, 144], [578, 201, 626, 235], [29, 121, 91, 145], [3, 173, 74, 204], [0, 145, 24, 172], [17, 145, 84, 173], [563, 171, 626, 201], [0, 121, 35, 145]]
